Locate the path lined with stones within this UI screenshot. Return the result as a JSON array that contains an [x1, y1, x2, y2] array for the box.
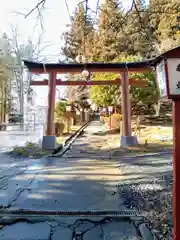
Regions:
[[0, 120, 143, 240]]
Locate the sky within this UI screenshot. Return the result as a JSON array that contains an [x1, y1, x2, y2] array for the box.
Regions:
[[0, 0, 135, 60], [0, 0, 147, 106]]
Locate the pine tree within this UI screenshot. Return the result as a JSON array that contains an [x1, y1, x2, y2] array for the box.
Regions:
[[61, 0, 165, 110], [97, 0, 129, 61], [124, 0, 156, 58], [61, 3, 94, 61], [148, 0, 180, 53], [61, 4, 94, 108]]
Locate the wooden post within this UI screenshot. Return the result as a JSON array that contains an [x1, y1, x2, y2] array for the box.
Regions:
[[67, 113, 70, 134], [46, 72, 56, 136], [109, 113, 112, 132], [172, 100, 180, 240], [120, 71, 131, 136]]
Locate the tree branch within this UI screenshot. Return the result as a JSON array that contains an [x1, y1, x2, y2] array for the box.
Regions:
[[25, 0, 46, 18]]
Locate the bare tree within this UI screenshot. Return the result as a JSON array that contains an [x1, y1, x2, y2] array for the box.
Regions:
[[0, 34, 15, 123], [24, 0, 46, 18], [66, 74, 90, 113], [6, 27, 47, 128]]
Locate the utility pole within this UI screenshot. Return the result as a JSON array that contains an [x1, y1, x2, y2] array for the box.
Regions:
[[20, 74, 24, 129]]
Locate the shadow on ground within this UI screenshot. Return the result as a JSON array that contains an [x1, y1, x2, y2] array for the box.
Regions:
[[64, 133, 173, 239], [0, 128, 173, 239]]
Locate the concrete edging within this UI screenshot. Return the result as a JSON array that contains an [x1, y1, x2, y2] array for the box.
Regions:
[[121, 150, 172, 159], [138, 223, 157, 240], [50, 118, 92, 157]]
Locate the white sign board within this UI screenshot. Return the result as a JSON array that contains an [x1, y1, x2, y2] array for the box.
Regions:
[[108, 106, 113, 112], [156, 60, 167, 98], [166, 58, 180, 95]]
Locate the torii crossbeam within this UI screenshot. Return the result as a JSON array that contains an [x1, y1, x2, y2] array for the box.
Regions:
[[24, 60, 152, 148], [30, 79, 147, 87]]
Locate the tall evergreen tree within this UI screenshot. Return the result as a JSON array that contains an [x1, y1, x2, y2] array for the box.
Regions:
[[61, 0, 177, 110], [97, 0, 129, 61], [124, 0, 156, 58], [61, 3, 94, 61], [61, 3, 94, 108], [148, 0, 180, 53]]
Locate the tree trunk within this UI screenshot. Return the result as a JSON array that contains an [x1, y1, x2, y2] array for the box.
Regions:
[[153, 101, 161, 116], [4, 83, 7, 123], [80, 108, 85, 123], [19, 76, 24, 130]]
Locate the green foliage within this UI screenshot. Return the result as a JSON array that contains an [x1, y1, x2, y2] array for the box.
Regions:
[[130, 71, 158, 104], [55, 101, 67, 118], [62, 0, 180, 59], [11, 142, 51, 158], [90, 71, 120, 107], [61, 3, 94, 61], [148, 0, 180, 53], [61, 0, 178, 109], [90, 55, 158, 107], [90, 84, 120, 107], [98, 0, 128, 61]]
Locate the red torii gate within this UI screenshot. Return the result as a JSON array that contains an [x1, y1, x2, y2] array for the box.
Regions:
[[23, 60, 151, 147]]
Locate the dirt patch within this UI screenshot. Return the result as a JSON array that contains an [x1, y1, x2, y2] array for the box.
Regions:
[[119, 172, 173, 239], [104, 124, 173, 157]]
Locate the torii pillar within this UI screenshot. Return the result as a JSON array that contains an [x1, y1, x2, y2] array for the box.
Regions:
[[42, 72, 57, 150], [23, 60, 149, 150], [46, 72, 56, 136], [120, 71, 138, 147]]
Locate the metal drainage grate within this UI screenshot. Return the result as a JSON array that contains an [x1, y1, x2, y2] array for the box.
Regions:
[[0, 210, 142, 217]]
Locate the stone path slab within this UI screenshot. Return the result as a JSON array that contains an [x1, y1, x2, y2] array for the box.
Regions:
[[0, 120, 144, 239]]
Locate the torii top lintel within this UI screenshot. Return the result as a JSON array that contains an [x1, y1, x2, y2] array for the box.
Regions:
[[23, 60, 153, 73], [23, 46, 180, 74]]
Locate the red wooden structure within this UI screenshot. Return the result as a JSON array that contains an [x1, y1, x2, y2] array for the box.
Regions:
[[153, 46, 180, 240], [24, 60, 151, 73], [23, 50, 177, 239], [30, 78, 147, 87], [24, 60, 151, 138]]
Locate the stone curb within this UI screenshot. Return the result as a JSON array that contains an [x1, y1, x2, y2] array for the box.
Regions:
[[131, 217, 157, 240], [121, 151, 172, 159], [138, 223, 157, 240], [50, 117, 92, 157]]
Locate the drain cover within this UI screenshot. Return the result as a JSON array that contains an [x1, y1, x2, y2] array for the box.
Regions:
[[0, 210, 141, 217]]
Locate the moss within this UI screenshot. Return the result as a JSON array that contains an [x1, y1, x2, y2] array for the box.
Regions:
[[11, 142, 52, 159]]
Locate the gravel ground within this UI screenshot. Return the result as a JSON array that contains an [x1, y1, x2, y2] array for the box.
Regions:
[[118, 154, 173, 240]]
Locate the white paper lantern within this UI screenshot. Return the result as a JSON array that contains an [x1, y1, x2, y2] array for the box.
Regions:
[[82, 69, 89, 78]]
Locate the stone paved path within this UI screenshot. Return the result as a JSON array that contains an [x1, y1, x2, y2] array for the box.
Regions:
[[0, 120, 142, 240], [0, 153, 41, 207]]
